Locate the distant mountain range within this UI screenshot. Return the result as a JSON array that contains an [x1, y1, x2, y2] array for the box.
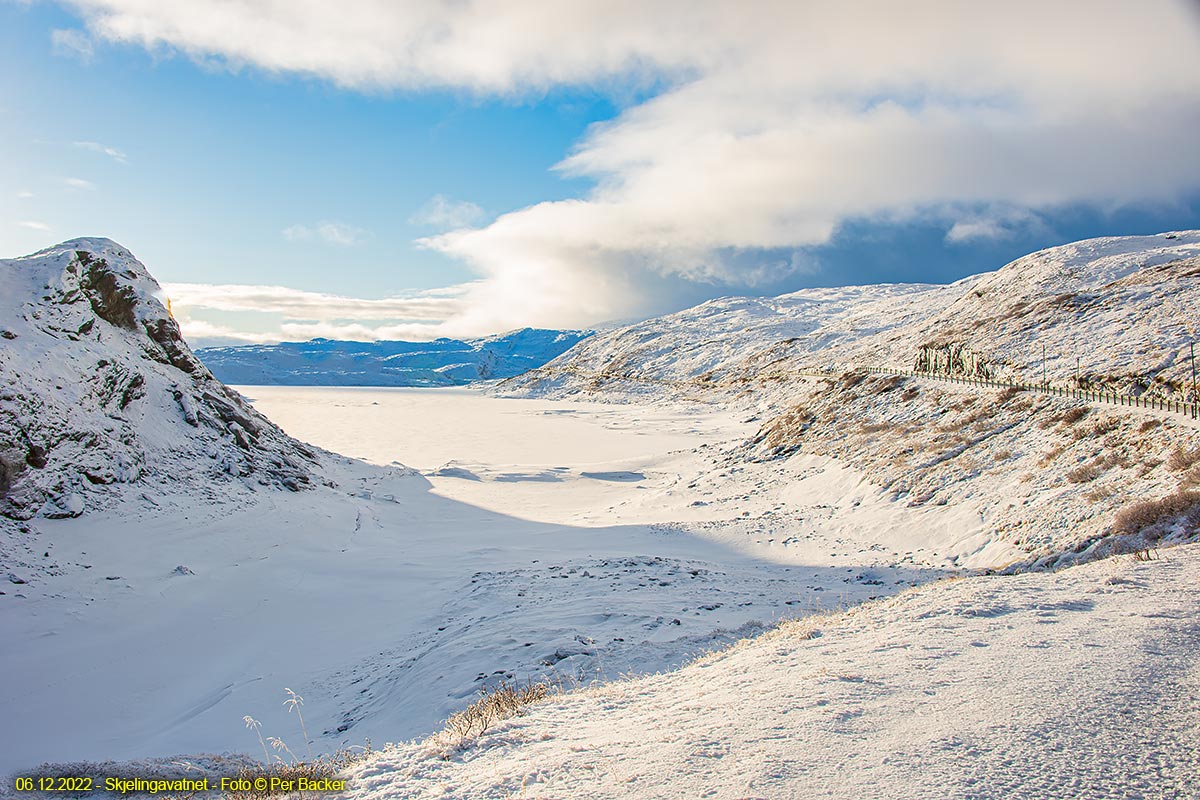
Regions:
[[195, 328, 592, 387]]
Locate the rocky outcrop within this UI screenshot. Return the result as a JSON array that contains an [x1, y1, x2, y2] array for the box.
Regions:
[[0, 239, 321, 521]]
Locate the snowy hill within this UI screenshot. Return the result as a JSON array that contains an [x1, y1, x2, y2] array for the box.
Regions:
[[505, 231, 1200, 402], [0, 238, 320, 525], [501, 232, 1200, 566], [503, 282, 965, 398], [196, 328, 591, 387]]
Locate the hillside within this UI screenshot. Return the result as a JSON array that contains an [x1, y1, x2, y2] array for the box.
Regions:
[[3, 235, 1198, 795], [0, 239, 319, 529], [5, 240, 970, 774], [505, 231, 1200, 402], [501, 232, 1200, 567], [196, 328, 591, 387], [333, 231, 1200, 799], [343, 544, 1200, 799]]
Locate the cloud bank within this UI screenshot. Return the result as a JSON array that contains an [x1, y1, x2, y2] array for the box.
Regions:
[[163, 281, 482, 346], [67, 0, 1200, 335]]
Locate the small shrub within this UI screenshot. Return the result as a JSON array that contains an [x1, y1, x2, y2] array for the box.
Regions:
[[872, 375, 905, 393], [1072, 418, 1120, 441], [1138, 419, 1162, 434], [995, 387, 1020, 405], [993, 449, 1012, 462], [1039, 444, 1066, 467]]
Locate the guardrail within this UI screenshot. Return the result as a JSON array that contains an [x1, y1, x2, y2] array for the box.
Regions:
[[857, 366, 1199, 420], [518, 363, 1199, 421]]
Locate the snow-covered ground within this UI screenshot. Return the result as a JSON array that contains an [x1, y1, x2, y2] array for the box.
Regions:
[[345, 544, 1200, 800], [4, 235, 1197, 796], [0, 387, 985, 775]]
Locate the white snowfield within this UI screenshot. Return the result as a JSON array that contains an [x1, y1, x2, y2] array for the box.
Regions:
[[1, 235, 1198, 798]]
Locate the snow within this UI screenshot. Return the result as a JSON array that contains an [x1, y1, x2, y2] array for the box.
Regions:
[[3, 234, 1198, 797], [1, 385, 998, 775], [344, 545, 1200, 799], [506, 230, 1200, 401]]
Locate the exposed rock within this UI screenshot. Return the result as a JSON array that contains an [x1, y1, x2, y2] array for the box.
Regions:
[[0, 238, 323, 520]]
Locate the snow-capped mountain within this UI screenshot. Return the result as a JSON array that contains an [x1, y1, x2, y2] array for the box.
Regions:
[[0, 238, 320, 523], [505, 231, 1200, 403], [196, 328, 591, 387]]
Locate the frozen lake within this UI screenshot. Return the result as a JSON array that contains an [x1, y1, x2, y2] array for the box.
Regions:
[[1, 386, 979, 772]]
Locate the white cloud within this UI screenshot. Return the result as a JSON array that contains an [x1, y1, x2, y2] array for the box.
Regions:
[[63, 177, 97, 191], [172, 318, 280, 348], [51, 28, 94, 62], [945, 208, 1053, 244], [15, 190, 34, 199], [282, 221, 367, 246], [15, 220, 52, 231], [74, 140, 128, 163], [63, 0, 1200, 331], [409, 194, 485, 230], [164, 281, 483, 342]]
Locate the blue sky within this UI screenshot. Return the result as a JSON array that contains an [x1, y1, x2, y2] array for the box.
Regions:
[[3, 1, 1199, 346]]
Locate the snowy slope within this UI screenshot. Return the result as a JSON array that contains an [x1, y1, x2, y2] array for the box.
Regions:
[[505, 231, 1200, 402], [196, 328, 590, 387], [343, 544, 1200, 800], [0, 238, 319, 526], [505, 282, 963, 399]]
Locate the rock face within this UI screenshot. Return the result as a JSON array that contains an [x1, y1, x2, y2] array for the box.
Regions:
[[0, 238, 320, 520]]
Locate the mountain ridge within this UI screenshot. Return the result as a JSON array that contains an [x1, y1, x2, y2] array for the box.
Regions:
[[195, 327, 591, 387]]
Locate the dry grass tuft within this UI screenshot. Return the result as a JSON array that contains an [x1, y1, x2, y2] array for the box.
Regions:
[[1109, 489, 1200, 540], [219, 746, 373, 799], [444, 678, 561, 740], [1058, 406, 1089, 426], [1066, 461, 1104, 484], [1166, 445, 1200, 473], [995, 387, 1021, 405]]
